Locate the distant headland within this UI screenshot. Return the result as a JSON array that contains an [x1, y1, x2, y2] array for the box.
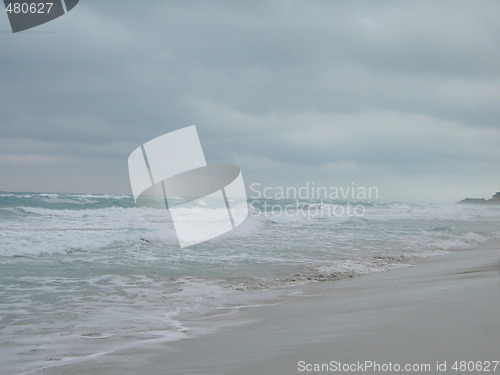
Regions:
[[459, 191, 500, 204]]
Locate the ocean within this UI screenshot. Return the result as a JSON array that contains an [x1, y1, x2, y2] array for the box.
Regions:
[[1, 192, 499, 374]]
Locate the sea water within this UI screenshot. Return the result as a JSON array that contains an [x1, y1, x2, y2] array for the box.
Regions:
[[1, 192, 499, 374]]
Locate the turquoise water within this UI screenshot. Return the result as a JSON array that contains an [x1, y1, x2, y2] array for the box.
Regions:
[[1, 192, 499, 374]]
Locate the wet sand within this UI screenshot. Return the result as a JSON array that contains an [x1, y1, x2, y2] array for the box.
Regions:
[[34, 239, 500, 375]]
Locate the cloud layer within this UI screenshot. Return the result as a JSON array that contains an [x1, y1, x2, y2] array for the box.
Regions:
[[1, 0, 499, 201]]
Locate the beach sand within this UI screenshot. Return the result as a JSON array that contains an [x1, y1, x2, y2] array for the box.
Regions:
[[34, 239, 500, 375]]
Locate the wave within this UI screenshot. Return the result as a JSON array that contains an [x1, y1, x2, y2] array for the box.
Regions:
[[229, 231, 494, 289], [0, 206, 178, 257], [2, 193, 500, 375], [0, 192, 135, 211]]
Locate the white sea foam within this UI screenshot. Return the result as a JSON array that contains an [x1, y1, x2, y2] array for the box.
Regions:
[[0, 207, 177, 257], [364, 202, 500, 222], [0, 193, 32, 198], [1, 194, 500, 374]]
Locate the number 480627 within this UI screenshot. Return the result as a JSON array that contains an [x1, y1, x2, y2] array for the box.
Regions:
[[5, 2, 54, 14]]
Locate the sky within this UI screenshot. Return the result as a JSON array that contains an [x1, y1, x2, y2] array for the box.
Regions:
[[1, 0, 499, 202]]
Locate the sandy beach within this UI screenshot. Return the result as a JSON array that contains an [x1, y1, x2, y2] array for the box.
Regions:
[[3, 0, 500, 374], [32, 238, 500, 375]]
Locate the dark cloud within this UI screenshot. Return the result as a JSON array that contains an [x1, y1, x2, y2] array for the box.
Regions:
[[0, 0, 499, 201]]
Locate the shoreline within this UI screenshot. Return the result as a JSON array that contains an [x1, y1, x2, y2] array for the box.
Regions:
[[33, 239, 500, 375]]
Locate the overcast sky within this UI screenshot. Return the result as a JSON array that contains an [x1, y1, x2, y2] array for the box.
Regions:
[[1, 0, 499, 202]]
